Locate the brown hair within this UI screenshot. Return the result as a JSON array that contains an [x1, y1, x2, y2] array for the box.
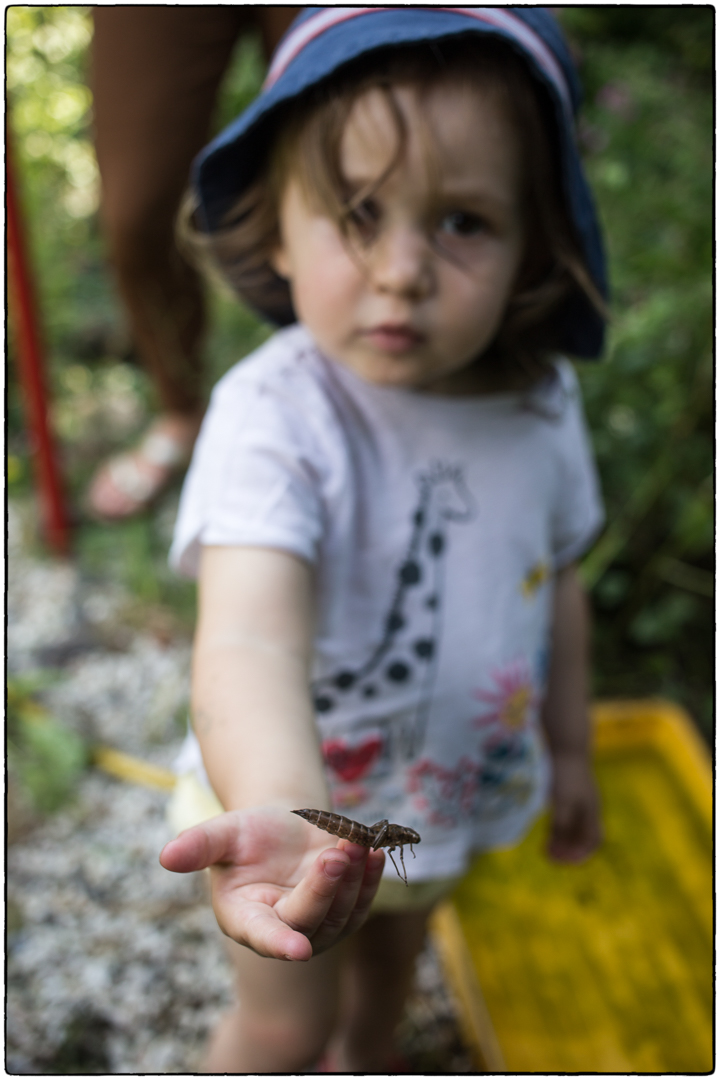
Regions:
[[180, 38, 606, 377]]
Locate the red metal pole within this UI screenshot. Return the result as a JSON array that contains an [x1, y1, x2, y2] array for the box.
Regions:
[[7, 127, 71, 555]]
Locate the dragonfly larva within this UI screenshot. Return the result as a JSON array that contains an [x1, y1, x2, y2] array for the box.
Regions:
[[292, 808, 421, 885]]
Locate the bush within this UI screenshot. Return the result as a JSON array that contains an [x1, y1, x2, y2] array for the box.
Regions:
[[556, 13, 713, 735]]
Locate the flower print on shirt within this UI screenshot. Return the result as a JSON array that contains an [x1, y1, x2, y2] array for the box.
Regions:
[[521, 558, 551, 598], [472, 657, 538, 732], [406, 742, 538, 829], [406, 658, 540, 827], [471, 658, 539, 810], [406, 756, 483, 827]]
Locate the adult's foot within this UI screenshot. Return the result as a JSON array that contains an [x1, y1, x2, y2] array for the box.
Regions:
[[87, 412, 203, 520]]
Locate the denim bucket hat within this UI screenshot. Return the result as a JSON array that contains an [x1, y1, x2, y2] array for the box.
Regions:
[[193, 7, 607, 358]]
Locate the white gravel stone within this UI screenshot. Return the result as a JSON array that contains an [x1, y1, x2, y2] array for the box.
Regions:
[[7, 500, 472, 1072]]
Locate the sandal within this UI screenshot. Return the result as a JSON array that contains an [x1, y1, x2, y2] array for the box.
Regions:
[[86, 415, 201, 521]]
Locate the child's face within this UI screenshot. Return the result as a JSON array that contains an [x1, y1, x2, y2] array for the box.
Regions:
[[273, 80, 525, 393]]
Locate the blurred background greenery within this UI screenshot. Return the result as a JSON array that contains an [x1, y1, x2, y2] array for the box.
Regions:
[[7, 8, 714, 739]]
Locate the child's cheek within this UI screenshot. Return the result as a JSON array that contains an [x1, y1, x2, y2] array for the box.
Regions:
[[465, 250, 520, 329], [292, 238, 362, 340]]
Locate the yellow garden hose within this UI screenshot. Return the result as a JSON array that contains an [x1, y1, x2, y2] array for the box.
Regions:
[[92, 745, 177, 791]]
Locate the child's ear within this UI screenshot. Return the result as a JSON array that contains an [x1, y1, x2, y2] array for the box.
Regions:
[[270, 244, 292, 281]]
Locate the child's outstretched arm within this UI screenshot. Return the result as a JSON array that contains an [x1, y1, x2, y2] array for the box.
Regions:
[[160, 546, 385, 960], [541, 562, 602, 863]]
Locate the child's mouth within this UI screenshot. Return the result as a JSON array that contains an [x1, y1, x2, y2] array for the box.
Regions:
[[362, 324, 425, 354]]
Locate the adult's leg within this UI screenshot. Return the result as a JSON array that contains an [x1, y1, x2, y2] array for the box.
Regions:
[[256, 6, 299, 60], [204, 936, 342, 1073], [92, 6, 246, 414], [89, 7, 297, 517]]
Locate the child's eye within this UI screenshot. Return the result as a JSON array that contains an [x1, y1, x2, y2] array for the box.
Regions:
[[439, 211, 486, 237], [346, 197, 382, 240]]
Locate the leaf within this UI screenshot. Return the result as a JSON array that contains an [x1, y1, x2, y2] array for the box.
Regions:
[[7, 678, 88, 814]]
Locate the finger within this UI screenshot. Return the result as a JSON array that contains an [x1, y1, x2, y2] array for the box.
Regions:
[[549, 838, 595, 863], [565, 814, 602, 862], [216, 897, 315, 962], [308, 843, 372, 952], [159, 813, 242, 873], [337, 848, 385, 938], [310, 847, 385, 954], [547, 804, 601, 863], [546, 801, 576, 860], [550, 796, 574, 836], [275, 847, 355, 939], [357, 848, 386, 908]]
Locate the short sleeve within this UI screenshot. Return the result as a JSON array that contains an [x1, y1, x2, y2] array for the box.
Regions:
[[170, 364, 326, 578], [549, 362, 605, 569]]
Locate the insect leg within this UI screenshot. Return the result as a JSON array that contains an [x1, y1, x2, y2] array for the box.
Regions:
[[399, 844, 408, 884], [370, 820, 389, 851], [387, 847, 406, 884]]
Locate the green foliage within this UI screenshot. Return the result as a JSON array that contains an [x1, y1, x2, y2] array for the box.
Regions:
[[7, 9, 714, 736], [77, 510, 197, 629], [7, 8, 119, 355], [558, 14, 713, 734], [211, 31, 266, 132], [559, 7, 713, 81], [7, 676, 88, 814]]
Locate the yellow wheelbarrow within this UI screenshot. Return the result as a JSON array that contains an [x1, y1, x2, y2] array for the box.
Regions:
[[92, 699, 712, 1072], [430, 700, 713, 1073]]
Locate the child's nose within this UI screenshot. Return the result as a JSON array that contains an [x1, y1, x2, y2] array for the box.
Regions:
[[368, 225, 434, 299]]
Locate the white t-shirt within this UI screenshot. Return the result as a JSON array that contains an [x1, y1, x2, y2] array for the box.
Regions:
[[171, 324, 604, 880]]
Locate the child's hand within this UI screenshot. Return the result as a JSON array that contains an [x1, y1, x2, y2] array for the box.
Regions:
[[159, 807, 385, 961], [547, 752, 601, 863]]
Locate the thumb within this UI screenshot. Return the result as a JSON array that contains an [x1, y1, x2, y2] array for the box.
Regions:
[[160, 813, 239, 873], [551, 794, 575, 837]]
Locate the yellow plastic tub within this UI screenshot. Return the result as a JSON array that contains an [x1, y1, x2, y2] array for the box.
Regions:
[[431, 700, 713, 1074]]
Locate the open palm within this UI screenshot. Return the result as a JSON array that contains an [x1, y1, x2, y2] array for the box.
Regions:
[[160, 807, 385, 960]]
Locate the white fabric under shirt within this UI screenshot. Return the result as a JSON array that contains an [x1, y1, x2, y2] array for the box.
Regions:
[[171, 324, 604, 881]]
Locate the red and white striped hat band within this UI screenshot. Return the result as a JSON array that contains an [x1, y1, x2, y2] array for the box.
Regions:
[[264, 6, 572, 118]]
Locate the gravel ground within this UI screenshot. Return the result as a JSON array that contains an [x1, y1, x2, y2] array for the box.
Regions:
[[7, 500, 474, 1074]]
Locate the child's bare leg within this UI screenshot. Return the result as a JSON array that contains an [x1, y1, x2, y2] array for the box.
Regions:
[[331, 908, 431, 1072], [204, 936, 341, 1073]]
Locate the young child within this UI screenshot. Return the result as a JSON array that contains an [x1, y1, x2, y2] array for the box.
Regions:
[[160, 8, 607, 1072]]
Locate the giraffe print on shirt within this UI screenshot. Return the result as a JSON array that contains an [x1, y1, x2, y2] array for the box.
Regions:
[[314, 461, 475, 801]]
